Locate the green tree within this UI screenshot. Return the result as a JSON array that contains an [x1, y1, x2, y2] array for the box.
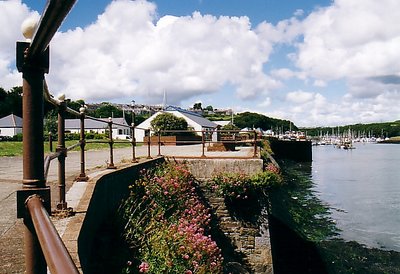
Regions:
[[0, 86, 23, 118], [0, 87, 8, 117], [193, 102, 202, 110], [94, 102, 122, 118], [205, 105, 213, 111], [222, 123, 240, 131], [234, 112, 296, 132], [44, 109, 58, 134], [150, 112, 188, 135]]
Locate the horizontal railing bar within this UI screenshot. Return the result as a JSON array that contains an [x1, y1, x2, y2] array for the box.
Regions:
[[84, 116, 106, 123], [26, 195, 80, 274], [44, 152, 62, 181], [66, 142, 81, 151], [112, 140, 133, 144], [28, 0, 77, 60], [85, 140, 109, 144]]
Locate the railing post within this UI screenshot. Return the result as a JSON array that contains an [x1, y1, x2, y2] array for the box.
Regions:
[[131, 123, 137, 163], [201, 130, 206, 158], [253, 130, 258, 158], [146, 129, 152, 159], [48, 132, 53, 152], [107, 117, 116, 169], [157, 130, 162, 156], [76, 107, 88, 181], [56, 99, 67, 210], [16, 46, 49, 274]]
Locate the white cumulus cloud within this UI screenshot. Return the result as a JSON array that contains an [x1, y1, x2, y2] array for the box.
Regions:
[[46, 1, 279, 103]]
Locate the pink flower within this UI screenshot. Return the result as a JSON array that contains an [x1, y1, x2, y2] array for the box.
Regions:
[[139, 262, 150, 273], [183, 254, 189, 260], [185, 270, 193, 274]]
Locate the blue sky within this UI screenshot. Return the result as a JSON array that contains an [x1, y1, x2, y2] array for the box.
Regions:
[[1, 0, 400, 127]]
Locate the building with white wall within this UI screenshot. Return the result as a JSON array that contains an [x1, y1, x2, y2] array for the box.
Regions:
[[65, 117, 130, 138], [0, 114, 23, 137], [134, 106, 218, 142]]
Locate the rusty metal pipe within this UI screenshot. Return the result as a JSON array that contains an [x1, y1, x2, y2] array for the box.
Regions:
[[131, 123, 137, 163], [76, 110, 88, 180], [57, 101, 67, 209], [253, 130, 258, 158], [157, 131, 161, 156], [26, 195, 79, 274], [23, 70, 46, 188], [28, 0, 76, 60], [201, 130, 206, 158], [107, 120, 116, 168], [43, 152, 62, 181], [146, 129, 151, 159]]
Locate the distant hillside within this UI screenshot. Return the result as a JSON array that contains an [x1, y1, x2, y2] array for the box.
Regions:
[[302, 121, 400, 138], [205, 111, 296, 132]]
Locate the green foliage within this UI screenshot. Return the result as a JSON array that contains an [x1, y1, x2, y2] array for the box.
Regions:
[[304, 121, 400, 138], [204, 105, 213, 111], [208, 170, 282, 202], [221, 123, 239, 131], [0, 86, 23, 118], [234, 112, 296, 131], [269, 162, 339, 242], [65, 99, 87, 118], [204, 114, 232, 121], [44, 109, 58, 134], [150, 113, 188, 135], [121, 163, 223, 274], [94, 102, 123, 118], [12, 133, 23, 142], [193, 102, 202, 110]]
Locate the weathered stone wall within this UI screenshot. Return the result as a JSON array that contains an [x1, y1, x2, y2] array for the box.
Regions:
[[177, 158, 273, 274], [205, 194, 273, 274], [181, 158, 263, 180]]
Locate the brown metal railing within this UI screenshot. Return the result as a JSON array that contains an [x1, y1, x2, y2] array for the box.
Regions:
[[145, 129, 260, 159], [16, 1, 81, 273], [26, 195, 79, 274]]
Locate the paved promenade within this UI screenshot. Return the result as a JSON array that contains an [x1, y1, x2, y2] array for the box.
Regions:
[[0, 144, 254, 273]]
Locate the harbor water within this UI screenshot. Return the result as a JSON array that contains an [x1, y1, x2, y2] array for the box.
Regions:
[[268, 142, 400, 273], [312, 143, 400, 251]]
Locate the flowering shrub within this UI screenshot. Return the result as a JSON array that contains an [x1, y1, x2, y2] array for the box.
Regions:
[[122, 163, 223, 273], [207, 169, 282, 203]]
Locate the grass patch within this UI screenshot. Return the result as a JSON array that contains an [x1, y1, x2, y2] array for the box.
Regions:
[[0, 140, 133, 157]]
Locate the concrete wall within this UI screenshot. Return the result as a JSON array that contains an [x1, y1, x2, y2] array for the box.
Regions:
[[78, 158, 164, 273], [269, 138, 312, 162]]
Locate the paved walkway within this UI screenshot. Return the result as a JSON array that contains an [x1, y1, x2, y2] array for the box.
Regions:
[[0, 144, 254, 273]]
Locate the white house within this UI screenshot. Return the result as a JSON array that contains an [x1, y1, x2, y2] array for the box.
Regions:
[[65, 117, 130, 138], [0, 114, 23, 137], [135, 106, 218, 142]]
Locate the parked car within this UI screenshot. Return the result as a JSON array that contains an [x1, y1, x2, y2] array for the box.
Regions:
[[115, 134, 132, 141]]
